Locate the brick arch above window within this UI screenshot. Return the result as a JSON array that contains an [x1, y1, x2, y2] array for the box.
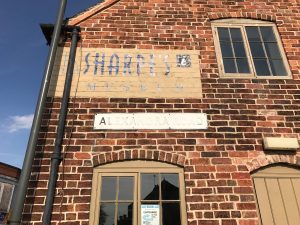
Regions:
[[246, 155, 300, 172], [92, 149, 186, 167], [208, 12, 276, 22]]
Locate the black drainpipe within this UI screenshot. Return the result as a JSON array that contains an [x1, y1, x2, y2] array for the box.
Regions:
[[8, 1, 68, 224], [42, 26, 80, 225]]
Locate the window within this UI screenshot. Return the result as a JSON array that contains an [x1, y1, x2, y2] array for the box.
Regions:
[[89, 161, 187, 225], [0, 182, 14, 213], [212, 19, 291, 78]]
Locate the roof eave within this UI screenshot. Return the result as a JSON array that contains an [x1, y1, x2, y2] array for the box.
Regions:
[[68, 0, 121, 26]]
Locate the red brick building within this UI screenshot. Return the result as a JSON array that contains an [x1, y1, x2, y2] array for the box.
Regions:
[[23, 1, 300, 225]]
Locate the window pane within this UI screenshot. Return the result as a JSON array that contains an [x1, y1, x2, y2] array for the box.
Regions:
[[119, 177, 134, 200], [269, 59, 288, 76], [220, 42, 234, 57], [218, 28, 230, 41], [117, 203, 133, 225], [236, 58, 250, 74], [233, 42, 247, 58], [230, 28, 243, 42], [254, 59, 271, 76], [162, 203, 181, 225], [0, 184, 13, 212], [246, 27, 261, 42], [264, 43, 281, 59], [141, 202, 159, 205], [101, 177, 117, 201], [249, 42, 266, 58], [260, 27, 276, 42], [161, 174, 179, 200], [100, 203, 115, 225], [141, 174, 159, 200], [223, 59, 237, 73]]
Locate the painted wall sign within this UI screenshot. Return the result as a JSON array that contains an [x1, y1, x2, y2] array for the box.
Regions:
[[141, 205, 160, 225], [94, 113, 208, 130], [49, 48, 202, 98]]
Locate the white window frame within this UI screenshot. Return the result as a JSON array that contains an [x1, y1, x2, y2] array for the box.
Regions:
[[212, 19, 292, 79], [89, 161, 187, 225]]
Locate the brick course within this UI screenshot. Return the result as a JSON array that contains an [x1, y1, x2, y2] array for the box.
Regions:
[[23, 0, 300, 225]]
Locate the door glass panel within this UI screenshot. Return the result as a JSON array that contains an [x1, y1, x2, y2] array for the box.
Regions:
[[162, 203, 181, 225], [161, 174, 179, 200], [100, 203, 116, 225], [141, 174, 159, 200], [119, 177, 134, 200], [117, 203, 133, 225], [101, 177, 117, 200]]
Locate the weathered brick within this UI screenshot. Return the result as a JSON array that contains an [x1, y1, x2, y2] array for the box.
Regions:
[[23, 1, 300, 225]]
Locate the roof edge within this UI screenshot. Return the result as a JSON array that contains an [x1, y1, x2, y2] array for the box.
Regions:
[[68, 0, 121, 26], [0, 162, 21, 180]]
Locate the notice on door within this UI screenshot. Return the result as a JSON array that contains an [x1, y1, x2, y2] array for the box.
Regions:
[[141, 205, 160, 225]]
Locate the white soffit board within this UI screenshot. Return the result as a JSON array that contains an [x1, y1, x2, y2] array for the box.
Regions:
[[263, 137, 299, 151], [94, 113, 208, 130]]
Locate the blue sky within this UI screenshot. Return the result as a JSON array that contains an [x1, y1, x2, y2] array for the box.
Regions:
[[0, 0, 101, 168]]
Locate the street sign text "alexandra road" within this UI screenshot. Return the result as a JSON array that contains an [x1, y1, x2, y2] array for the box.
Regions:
[[94, 113, 208, 130]]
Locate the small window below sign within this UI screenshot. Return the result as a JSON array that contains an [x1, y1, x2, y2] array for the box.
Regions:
[[89, 161, 187, 225]]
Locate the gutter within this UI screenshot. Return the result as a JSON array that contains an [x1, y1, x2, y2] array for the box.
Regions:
[[8, 1, 68, 224], [42, 26, 80, 225]]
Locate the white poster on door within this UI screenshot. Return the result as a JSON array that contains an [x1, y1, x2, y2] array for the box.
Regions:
[[141, 205, 160, 225]]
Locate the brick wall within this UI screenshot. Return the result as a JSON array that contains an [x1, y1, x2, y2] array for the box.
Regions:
[[23, 0, 300, 225]]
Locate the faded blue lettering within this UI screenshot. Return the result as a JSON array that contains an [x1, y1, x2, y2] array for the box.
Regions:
[[122, 84, 130, 92], [87, 82, 96, 91], [164, 55, 170, 76], [94, 53, 105, 75], [176, 83, 184, 92], [84, 53, 90, 74], [109, 54, 120, 76], [150, 54, 155, 76], [140, 84, 147, 91], [123, 54, 132, 76], [137, 54, 145, 76]]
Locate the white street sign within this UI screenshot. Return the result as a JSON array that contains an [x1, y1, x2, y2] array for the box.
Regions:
[[94, 113, 208, 130]]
